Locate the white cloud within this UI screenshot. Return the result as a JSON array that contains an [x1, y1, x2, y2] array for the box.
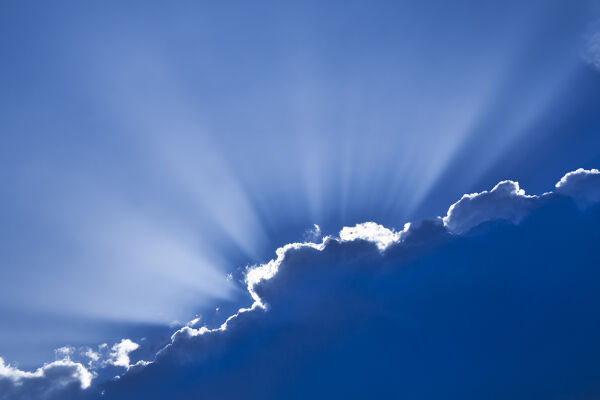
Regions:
[[84, 349, 100, 363], [555, 168, 600, 207], [54, 346, 74, 360], [339, 222, 410, 251], [107, 339, 140, 369], [0, 356, 93, 394], [443, 180, 538, 235]]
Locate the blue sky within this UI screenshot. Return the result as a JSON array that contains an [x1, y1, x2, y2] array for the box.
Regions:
[[1, 1, 600, 398]]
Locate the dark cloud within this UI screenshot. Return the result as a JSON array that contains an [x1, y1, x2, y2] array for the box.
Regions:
[[99, 197, 600, 399], [3, 168, 600, 400]]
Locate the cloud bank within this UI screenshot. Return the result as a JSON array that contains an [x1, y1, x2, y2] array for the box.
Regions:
[[1, 168, 599, 399], [104, 177, 600, 399]]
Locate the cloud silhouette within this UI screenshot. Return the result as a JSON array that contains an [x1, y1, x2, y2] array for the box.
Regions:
[[102, 192, 600, 399], [2, 168, 600, 400]]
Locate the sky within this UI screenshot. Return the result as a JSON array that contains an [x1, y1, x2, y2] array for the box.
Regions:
[[1, 1, 600, 399]]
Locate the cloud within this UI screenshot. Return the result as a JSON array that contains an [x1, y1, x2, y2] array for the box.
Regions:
[[555, 168, 600, 208], [169, 222, 411, 344], [443, 168, 600, 235], [3, 167, 600, 399], [102, 191, 600, 399], [0, 357, 92, 400], [107, 339, 140, 370], [0, 336, 153, 399], [339, 222, 411, 251], [54, 347, 75, 360], [83, 349, 100, 363], [168, 237, 332, 345], [166, 164, 600, 352], [442, 180, 539, 235]]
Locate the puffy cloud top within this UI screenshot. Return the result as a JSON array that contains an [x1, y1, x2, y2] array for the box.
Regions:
[[443, 180, 538, 235], [555, 168, 600, 208]]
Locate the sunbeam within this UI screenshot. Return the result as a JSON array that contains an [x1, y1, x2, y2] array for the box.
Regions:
[[1, 0, 600, 382]]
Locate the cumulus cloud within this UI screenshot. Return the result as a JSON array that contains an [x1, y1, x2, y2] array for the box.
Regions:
[[3, 167, 600, 399], [94, 167, 600, 398], [443, 180, 539, 235], [0, 357, 92, 400], [555, 168, 600, 208], [101, 191, 600, 399], [99, 167, 600, 381]]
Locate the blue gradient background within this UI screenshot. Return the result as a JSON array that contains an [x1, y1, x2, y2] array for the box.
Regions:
[[1, 0, 600, 370]]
